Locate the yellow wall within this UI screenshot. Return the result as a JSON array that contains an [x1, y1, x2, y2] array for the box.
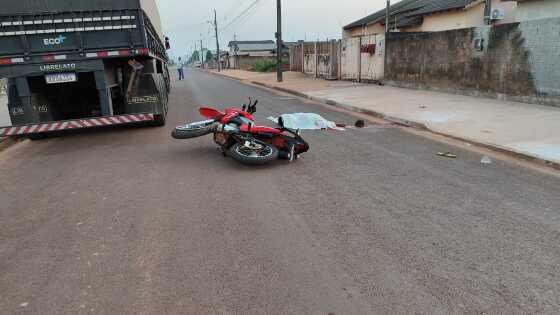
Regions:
[[343, 0, 516, 36], [417, 10, 468, 31], [343, 23, 384, 38], [418, 0, 515, 32]]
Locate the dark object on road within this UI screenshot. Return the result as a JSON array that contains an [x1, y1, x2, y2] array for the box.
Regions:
[[355, 120, 365, 128], [437, 152, 457, 159], [172, 98, 310, 165], [0, 0, 171, 138]]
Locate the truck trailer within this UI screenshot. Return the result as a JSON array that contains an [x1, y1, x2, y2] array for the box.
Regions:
[[0, 0, 170, 138]]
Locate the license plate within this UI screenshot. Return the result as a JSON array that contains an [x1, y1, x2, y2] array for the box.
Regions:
[[45, 73, 77, 84]]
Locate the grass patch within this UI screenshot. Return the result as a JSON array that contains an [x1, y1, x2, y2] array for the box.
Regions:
[[251, 59, 288, 72]]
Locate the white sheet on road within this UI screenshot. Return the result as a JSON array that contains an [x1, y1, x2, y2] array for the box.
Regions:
[[267, 113, 342, 130]]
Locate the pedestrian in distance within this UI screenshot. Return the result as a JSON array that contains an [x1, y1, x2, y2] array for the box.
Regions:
[[177, 57, 185, 80]]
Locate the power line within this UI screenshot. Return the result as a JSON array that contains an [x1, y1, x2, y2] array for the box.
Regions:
[[227, 3, 261, 31], [222, 0, 252, 21], [219, 0, 261, 32]]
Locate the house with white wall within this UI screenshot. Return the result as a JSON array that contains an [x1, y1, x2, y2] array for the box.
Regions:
[[343, 0, 516, 37]]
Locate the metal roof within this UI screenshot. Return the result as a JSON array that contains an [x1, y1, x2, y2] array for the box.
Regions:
[[343, 0, 477, 30], [228, 40, 276, 52]]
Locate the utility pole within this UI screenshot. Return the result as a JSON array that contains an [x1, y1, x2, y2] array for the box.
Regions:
[[384, 0, 390, 75], [200, 35, 204, 68], [233, 33, 237, 69], [214, 9, 221, 71], [276, 0, 283, 82], [385, 0, 390, 34], [484, 0, 492, 25]]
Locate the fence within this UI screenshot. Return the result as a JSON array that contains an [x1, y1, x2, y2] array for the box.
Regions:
[[290, 34, 385, 82]]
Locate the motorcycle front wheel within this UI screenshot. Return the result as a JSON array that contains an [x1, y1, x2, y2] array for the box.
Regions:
[[172, 120, 215, 139], [230, 141, 278, 165]]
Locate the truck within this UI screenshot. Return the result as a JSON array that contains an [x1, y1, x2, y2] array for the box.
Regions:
[[0, 0, 171, 138]]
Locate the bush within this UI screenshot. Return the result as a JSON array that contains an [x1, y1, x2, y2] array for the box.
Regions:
[[252, 59, 278, 72]]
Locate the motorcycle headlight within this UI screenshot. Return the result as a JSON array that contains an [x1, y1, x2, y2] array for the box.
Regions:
[[214, 132, 227, 145]]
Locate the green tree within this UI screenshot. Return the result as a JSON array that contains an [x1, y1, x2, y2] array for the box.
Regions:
[[189, 51, 200, 64], [205, 50, 213, 63]]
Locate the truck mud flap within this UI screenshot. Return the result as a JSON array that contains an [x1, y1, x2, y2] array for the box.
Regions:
[[0, 113, 153, 136]]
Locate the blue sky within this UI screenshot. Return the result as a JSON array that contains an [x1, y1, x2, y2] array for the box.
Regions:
[[158, 0, 388, 59]]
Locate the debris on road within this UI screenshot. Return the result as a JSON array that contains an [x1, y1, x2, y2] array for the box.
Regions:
[[437, 152, 457, 159], [355, 120, 365, 128], [419, 105, 427, 109], [481, 155, 493, 164], [267, 113, 343, 130]]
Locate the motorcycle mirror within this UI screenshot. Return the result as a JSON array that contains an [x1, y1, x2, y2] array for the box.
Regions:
[[249, 100, 258, 114], [277, 116, 284, 128]]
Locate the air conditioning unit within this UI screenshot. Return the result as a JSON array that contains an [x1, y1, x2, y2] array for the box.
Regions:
[[491, 8, 505, 21]]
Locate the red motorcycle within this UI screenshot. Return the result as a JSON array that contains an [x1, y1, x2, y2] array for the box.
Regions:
[[172, 99, 309, 165]]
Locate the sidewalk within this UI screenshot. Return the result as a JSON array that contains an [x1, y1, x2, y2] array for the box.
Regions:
[[211, 69, 560, 166]]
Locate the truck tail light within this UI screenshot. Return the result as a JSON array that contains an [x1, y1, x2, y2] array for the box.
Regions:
[[137, 48, 149, 55], [0, 58, 24, 65]]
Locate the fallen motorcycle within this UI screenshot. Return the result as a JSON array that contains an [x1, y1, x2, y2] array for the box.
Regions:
[[172, 98, 309, 165]]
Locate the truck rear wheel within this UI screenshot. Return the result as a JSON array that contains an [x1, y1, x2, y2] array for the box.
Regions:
[[28, 134, 48, 141], [152, 114, 166, 127]]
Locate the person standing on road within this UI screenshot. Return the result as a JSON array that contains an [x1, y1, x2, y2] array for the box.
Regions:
[[177, 57, 185, 80]]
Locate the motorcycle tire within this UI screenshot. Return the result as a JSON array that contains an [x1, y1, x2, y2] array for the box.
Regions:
[[171, 121, 215, 139], [229, 142, 279, 165]]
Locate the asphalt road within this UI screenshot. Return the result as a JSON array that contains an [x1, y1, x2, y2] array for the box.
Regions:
[[1, 70, 559, 314]]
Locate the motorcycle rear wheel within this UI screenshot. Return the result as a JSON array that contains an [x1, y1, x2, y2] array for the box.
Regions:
[[230, 141, 278, 165]]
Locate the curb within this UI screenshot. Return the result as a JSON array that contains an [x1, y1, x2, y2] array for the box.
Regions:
[[251, 80, 430, 130], [207, 71, 560, 170]]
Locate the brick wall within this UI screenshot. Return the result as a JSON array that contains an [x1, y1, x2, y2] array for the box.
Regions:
[[385, 18, 560, 107]]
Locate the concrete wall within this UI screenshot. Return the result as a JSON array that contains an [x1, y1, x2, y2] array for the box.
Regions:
[[385, 18, 560, 106], [517, 0, 560, 21]]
